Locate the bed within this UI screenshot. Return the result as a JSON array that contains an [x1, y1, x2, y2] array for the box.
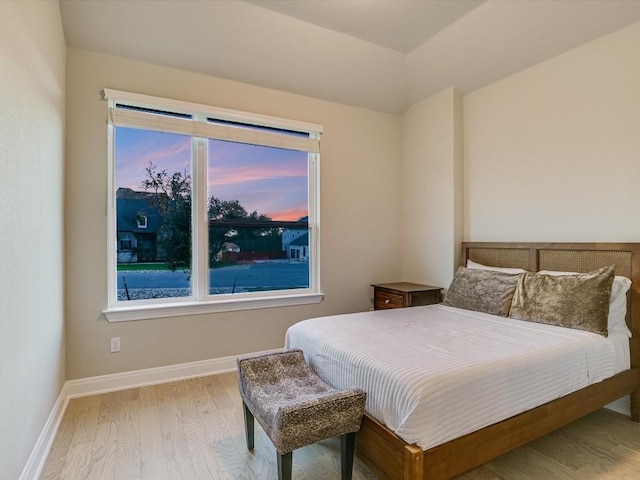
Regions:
[[285, 242, 640, 480]]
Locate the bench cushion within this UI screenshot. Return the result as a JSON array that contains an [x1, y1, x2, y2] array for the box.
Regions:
[[237, 349, 366, 453]]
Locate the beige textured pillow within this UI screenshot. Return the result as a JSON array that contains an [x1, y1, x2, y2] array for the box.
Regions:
[[442, 266, 521, 317], [508, 265, 615, 336]]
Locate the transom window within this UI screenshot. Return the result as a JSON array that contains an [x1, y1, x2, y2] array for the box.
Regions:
[[103, 90, 322, 321]]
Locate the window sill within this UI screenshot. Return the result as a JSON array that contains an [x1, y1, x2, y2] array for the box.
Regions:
[[103, 292, 324, 322]]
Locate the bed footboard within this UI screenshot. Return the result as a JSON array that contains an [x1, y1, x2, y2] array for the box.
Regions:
[[356, 413, 423, 480], [356, 368, 640, 480]]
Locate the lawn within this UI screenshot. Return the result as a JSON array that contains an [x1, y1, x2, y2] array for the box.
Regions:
[[117, 262, 170, 271]]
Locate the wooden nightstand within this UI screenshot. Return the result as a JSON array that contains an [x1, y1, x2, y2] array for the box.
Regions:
[[372, 282, 443, 310]]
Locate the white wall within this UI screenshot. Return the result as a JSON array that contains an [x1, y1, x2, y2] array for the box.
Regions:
[[402, 88, 463, 289], [65, 48, 403, 379], [400, 21, 640, 287], [464, 21, 640, 242], [0, 2, 66, 478]]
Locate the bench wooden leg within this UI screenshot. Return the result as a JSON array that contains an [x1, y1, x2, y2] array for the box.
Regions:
[[341, 432, 356, 480], [277, 451, 293, 480], [242, 401, 255, 450]]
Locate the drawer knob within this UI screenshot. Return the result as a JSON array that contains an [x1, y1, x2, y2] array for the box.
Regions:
[[385, 299, 390, 304]]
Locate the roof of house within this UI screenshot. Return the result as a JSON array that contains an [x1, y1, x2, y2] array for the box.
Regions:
[[289, 233, 308, 247], [116, 188, 165, 234]]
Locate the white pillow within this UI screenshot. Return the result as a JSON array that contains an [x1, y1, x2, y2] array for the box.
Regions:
[[467, 259, 527, 274], [538, 269, 632, 337]]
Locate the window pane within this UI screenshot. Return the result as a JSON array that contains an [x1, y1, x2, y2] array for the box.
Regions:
[[115, 127, 192, 301], [207, 139, 309, 295]]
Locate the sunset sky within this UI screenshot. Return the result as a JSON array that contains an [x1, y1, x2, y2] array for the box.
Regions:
[[115, 127, 309, 221]]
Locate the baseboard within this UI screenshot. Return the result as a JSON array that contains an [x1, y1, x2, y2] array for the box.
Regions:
[[605, 395, 631, 416], [20, 349, 281, 480], [19, 384, 70, 480], [64, 352, 248, 398]]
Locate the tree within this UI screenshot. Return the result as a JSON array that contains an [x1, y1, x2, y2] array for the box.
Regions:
[[207, 197, 280, 266], [142, 162, 281, 271], [142, 162, 191, 272]]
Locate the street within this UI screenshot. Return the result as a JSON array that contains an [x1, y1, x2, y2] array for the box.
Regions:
[[117, 261, 309, 299]]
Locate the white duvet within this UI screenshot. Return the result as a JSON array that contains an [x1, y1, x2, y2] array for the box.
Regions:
[[284, 304, 628, 450]]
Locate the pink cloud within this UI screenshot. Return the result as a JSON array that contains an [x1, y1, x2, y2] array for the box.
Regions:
[[208, 164, 306, 187], [267, 208, 309, 221], [141, 140, 190, 165]]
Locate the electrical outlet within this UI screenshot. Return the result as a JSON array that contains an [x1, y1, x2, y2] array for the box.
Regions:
[[110, 337, 121, 353]]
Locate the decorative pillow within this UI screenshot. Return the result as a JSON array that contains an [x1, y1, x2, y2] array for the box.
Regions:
[[509, 265, 615, 336], [539, 270, 632, 337], [442, 266, 521, 317], [467, 259, 528, 274]]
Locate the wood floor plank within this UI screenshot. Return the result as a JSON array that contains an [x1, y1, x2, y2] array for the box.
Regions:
[[602, 444, 640, 478], [40, 398, 84, 480], [58, 441, 94, 480], [53, 395, 104, 480], [528, 419, 626, 476], [42, 372, 640, 480], [582, 409, 640, 449], [213, 387, 276, 478], [113, 399, 141, 479], [175, 380, 223, 479], [155, 383, 183, 434], [199, 405, 252, 479], [139, 403, 166, 464], [84, 420, 119, 479], [454, 465, 502, 480], [155, 382, 197, 480], [485, 444, 587, 480], [295, 441, 346, 480], [141, 456, 170, 480], [138, 385, 159, 409], [217, 371, 238, 389], [65, 395, 102, 446], [200, 374, 235, 410]]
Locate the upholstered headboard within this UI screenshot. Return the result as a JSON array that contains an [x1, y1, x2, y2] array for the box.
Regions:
[[461, 242, 640, 370]]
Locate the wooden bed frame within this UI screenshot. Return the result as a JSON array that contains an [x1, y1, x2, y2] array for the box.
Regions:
[[355, 242, 640, 480]]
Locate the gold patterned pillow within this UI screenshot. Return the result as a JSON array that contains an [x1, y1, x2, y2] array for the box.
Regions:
[[508, 265, 615, 336], [442, 266, 521, 316]]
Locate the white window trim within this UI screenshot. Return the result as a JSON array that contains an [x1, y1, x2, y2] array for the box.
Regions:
[[103, 90, 323, 322], [136, 214, 148, 229], [102, 89, 323, 136], [105, 292, 324, 322]]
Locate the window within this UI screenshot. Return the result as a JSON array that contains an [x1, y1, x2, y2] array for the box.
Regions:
[[119, 238, 133, 252], [136, 214, 148, 229], [104, 90, 322, 321]]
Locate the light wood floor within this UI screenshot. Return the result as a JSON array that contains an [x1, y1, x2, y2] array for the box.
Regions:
[[40, 372, 640, 480]]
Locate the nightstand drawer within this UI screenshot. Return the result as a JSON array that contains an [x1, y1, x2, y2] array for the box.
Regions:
[[374, 290, 405, 309], [371, 282, 442, 310]]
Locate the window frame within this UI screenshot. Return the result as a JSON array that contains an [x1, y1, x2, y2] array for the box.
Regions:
[[103, 89, 323, 322], [135, 214, 148, 229]]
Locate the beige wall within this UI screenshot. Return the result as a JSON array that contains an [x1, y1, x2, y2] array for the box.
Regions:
[[464, 21, 640, 242], [65, 48, 403, 379], [401, 89, 464, 289], [0, 2, 66, 478], [400, 20, 640, 288]]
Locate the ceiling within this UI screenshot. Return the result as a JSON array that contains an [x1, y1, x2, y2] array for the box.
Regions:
[[60, 0, 640, 114], [243, 0, 483, 53]]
